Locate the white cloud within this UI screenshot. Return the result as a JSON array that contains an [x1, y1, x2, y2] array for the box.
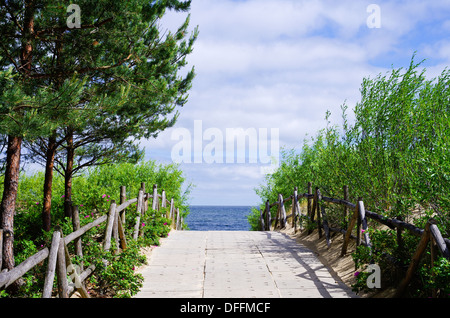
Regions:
[[144, 0, 450, 205]]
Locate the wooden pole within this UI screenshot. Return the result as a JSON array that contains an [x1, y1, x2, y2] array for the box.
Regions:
[[292, 187, 298, 230], [103, 201, 117, 251], [176, 207, 181, 230], [320, 205, 331, 248], [71, 205, 83, 270], [161, 190, 167, 208], [343, 185, 349, 238], [395, 220, 432, 297], [117, 214, 127, 250], [307, 182, 312, 220], [56, 234, 69, 298], [42, 231, 61, 298], [152, 184, 158, 211], [358, 199, 371, 249], [265, 200, 271, 231], [113, 203, 120, 253], [260, 208, 265, 231], [133, 190, 144, 240], [170, 198, 175, 228], [341, 200, 360, 256], [316, 188, 323, 238], [120, 186, 127, 225], [279, 194, 287, 229]]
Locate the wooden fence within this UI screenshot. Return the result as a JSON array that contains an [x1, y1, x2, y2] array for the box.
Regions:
[[0, 183, 184, 298], [260, 182, 450, 297]]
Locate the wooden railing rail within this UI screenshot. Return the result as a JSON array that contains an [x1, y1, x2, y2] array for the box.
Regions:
[[0, 183, 184, 298], [260, 182, 450, 297]]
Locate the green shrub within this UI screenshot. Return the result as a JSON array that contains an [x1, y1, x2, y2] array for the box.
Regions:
[[2, 159, 191, 298]]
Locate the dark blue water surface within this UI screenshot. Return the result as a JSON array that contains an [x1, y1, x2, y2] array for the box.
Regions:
[[185, 206, 254, 231]]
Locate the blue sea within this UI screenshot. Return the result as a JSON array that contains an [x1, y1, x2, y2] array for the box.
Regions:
[[185, 206, 255, 231]]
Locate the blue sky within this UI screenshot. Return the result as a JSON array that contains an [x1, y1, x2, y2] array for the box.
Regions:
[[140, 0, 450, 206]]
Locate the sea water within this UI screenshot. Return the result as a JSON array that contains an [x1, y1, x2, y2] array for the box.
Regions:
[[185, 206, 254, 231]]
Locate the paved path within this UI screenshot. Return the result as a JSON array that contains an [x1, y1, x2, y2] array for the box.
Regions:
[[134, 231, 356, 298]]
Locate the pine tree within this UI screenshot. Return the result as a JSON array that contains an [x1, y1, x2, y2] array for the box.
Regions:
[[0, 0, 197, 276]]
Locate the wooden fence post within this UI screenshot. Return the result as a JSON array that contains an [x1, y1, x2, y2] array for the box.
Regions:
[[104, 201, 117, 251], [176, 207, 181, 230], [358, 199, 371, 250], [265, 200, 271, 231], [279, 194, 287, 228], [161, 190, 166, 208], [120, 186, 127, 225], [260, 208, 265, 231], [292, 187, 298, 231], [341, 198, 360, 256], [56, 233, 69, 298], [72, 205, 83, 270], [152, 184, 158, 211], [316, 188, 323, 238], [395, 220, 432, 297], [42, 231, 61, 298], [308, 187, 317, 235], [170, 198, 175, 227], [307, 182, 312, 220], [343, 185, 349, 238], [133, 190, 144, 240]]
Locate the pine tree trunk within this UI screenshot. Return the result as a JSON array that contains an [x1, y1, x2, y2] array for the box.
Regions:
[[42, 135, 56, 232], [64, 129, 74, 218], [1, 136, 22, 271]]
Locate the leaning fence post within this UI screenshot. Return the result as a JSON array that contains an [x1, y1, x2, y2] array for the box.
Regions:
[[42, 231, 61, 298], [395, 220, 432, 297], [341, 198, 360, 256], [265, 200, 271, 231]]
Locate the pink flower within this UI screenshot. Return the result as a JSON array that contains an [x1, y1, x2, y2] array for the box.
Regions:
[[102, 194, 106, 198], [61, 195, 65, 198], [141, 223, 145, 227], [80, 204, 84, 207], [354, 271, 360, 277], [164, 222, 168, 225], [36, 202, 39, 205]]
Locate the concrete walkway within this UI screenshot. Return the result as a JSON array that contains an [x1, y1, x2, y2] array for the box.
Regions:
[[134, 231, 356, 298]]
